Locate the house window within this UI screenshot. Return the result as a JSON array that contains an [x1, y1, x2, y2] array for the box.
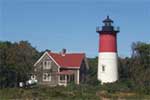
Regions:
[[102, 65, 105, 72], [43, 61, 52, 69], [48, 61, 52, 69], [43, 73, 51, 81], [60, 75, 65, 80]]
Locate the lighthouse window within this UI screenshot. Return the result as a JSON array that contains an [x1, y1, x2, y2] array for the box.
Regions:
[[102, 65, 105, 72]]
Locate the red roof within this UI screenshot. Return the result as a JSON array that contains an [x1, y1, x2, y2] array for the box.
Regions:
[[48, 52, 85, 68], [56, 70, 74, 75]]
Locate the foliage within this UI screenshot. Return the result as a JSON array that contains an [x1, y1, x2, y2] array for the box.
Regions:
[[86, 57, 100, 85], [0, 84, 100, 100], [0, 41, 40, 88], [129, 42, 150, 86], [0, 84, 150, 100]]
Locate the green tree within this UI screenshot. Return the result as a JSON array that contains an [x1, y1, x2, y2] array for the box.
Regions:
[[0, 41, 40, 88], [118, 57, 130, 80], [129, 42, 150, 86], [86, 57, 100, 85]]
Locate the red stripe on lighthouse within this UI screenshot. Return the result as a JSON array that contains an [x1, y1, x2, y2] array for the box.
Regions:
[[99, 32, 117, 52]]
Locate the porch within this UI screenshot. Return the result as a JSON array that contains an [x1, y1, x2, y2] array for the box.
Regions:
[[57, 70, 74, 86]]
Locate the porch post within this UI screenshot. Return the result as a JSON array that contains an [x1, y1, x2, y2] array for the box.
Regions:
[[65, 75, 67, 86], [77, 70, 80, 84]]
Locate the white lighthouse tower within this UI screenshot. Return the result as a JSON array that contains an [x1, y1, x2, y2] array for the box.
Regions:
[[96, 16, 119, 84]]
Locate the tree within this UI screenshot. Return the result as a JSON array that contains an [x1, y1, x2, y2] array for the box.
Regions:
[[0, 41, 40, 88], [129, 42, 150, 86], [86, 57, 99, 85], [118, 57, 130, 80]]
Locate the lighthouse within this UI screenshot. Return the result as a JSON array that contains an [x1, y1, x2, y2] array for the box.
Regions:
[[96, 16, 119, 84]]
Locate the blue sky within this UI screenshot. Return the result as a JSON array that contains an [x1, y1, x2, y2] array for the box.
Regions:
[[0, 0, 150, 57]]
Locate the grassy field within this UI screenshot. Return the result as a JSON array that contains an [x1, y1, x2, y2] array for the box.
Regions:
[[0, 84, 150, 100]]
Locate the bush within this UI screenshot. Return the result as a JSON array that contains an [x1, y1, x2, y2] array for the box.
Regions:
[[99, 80, 132, 93]]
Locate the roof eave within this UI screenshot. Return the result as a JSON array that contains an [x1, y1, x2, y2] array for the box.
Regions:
[[60, 66, 80, 69]]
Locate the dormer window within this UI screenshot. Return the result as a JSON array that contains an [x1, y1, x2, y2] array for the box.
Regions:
[[43, 61, 52, 69]]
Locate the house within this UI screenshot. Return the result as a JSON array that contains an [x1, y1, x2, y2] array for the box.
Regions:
[[33, 49, 89, 86]]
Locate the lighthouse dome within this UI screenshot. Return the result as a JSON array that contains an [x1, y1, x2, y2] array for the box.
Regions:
[[103, 16, 114, 23]]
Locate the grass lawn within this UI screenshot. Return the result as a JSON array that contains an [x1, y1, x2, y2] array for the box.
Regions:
[[0, 84, 150, 100]]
